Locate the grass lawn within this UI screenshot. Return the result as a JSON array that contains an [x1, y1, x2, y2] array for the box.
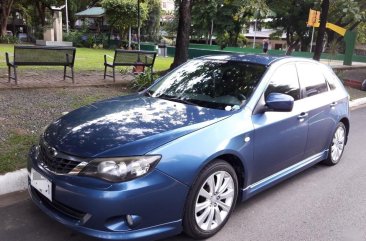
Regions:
[[0, 87, 129, 174], [0, 44, 173, 71], [0, 132, 38, 173]]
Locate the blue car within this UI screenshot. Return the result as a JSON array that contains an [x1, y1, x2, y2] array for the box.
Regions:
[[28, 55, 349, 240]]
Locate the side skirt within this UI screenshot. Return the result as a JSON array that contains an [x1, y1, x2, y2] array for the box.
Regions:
[[241, 150, 328, 201]]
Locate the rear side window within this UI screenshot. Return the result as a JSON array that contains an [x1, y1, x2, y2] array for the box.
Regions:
[[265, 64, 300, 100], [297, 63, 328, 97], [321, 65, 339, 90]]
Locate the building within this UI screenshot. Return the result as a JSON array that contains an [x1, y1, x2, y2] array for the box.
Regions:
[[161, 0, 174, 13], [244, 19, 287, 50]]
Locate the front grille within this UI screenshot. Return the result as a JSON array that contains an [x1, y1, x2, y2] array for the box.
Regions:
[[31, 187, 86, 221], [39, 141, 81, 174]]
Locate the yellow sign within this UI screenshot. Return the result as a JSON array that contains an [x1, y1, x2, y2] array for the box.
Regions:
[[307, 9, 320, 27]]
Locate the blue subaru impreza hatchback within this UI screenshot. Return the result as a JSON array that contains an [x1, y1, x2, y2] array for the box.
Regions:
[[28, 54, 349, 240]]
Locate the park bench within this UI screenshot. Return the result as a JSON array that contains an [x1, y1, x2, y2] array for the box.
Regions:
[[104, 50, 157, 82], [5, 45, 76, 84]]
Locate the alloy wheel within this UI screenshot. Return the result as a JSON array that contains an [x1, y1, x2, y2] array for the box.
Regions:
[[331, 125, 345, 162], [194, 171, 235, 231]]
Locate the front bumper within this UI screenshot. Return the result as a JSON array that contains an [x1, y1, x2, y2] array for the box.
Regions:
[[28, 146, 189, 241]]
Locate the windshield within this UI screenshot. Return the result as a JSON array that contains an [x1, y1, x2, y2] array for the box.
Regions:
[[147, 59, 266, 110]]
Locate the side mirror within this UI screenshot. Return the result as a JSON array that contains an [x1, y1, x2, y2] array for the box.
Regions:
[[265, 93, 294, 112]]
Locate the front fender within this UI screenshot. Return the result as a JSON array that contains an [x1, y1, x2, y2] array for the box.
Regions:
[[151, 110, 254, 188]]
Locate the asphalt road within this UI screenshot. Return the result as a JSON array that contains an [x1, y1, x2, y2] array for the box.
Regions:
[[1, 107, 366, 241]]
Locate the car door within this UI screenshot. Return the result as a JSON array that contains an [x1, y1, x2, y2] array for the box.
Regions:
[[296, 62, 338, 158], [251, 63, 308, 183]]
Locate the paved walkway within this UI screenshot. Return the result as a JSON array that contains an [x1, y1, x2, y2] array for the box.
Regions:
[[0, 68, 134, 89], [320, 60, 366, 70]]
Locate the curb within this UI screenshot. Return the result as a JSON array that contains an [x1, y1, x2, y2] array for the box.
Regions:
[[0, 168, 28, 195], [350, 97, 366, 110], [1, 98, 366, 196]]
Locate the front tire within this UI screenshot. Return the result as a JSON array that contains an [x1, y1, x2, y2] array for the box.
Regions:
[[323, 122, 347, 166], [183, 160, 238, 239]]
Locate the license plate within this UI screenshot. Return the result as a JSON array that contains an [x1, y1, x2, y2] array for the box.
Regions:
[[31, 169, 52, 202]]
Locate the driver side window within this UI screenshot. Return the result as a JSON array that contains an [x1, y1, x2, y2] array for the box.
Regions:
[[265, 64, 300, 101]]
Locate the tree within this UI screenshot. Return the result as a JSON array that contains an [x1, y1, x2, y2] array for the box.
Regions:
[[102, 0, 147, 42], [313, 0, 329, 61], [66, 0, 93, 28], [191, 0, 220, 44], [357, 22, 366, 44], [0, 0, 15, 37], [170, 0, 193, 69], [211, 0, 268, 47], [325, 0, 366, 44], [141, 0, 161, 42], [267, 0, 314, 55]]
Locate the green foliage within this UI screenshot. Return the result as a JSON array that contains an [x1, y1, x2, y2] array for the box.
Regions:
[[357, 22, 366, 44], [102, 0, 148, 40], [267, 0, 314, 52], [0, 132, 38, 174], [216, 31, 229, 49], [236, 34, 248, 47], [162, 18, 178, 37], [325, 0, 366, 44], [64, 27, 108, 48], [161, 37, 174, 46], [269, 31, 283, 41], [209, 0, 269, 47], [327, 39, 340, 63], [328, 0, 366, 27], [129, 67, 159, 91], [191, 0, 219, 41], [141, 0, 161, 42], [0, 35, 19, 44]]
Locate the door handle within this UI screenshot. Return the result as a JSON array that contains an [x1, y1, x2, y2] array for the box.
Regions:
[[330, 101, 338, 107], [297, 112, 308, 121]]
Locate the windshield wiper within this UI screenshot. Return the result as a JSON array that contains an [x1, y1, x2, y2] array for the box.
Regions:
[[157, 94, 199, 106], [143, 89, 154, 97]]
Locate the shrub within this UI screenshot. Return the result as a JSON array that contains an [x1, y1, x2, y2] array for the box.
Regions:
[[216, 31, 229, 50], [0, 35, 19, 44], [237, 34, 248, 48], [129, 67, 159, 91], [64, 30, 108, 48]]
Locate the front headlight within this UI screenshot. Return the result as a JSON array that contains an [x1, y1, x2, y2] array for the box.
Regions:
[[79, 155, 161, 182]]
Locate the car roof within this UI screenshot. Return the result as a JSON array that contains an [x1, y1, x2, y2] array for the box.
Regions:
[[197, 54, 289, 66]]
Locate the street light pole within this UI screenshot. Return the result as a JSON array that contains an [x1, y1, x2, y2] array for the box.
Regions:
[[252, 18, 257, 49], [210, 20, 213, 45], [138, 0, 140, 50]]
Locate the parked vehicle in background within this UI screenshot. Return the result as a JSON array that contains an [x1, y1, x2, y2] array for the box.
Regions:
[[17, 33, 28, 42], [28, 54, 350, 240]]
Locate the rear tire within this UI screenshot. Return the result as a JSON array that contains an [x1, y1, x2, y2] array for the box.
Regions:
[[183, 160, 238, 239], [323, 122, 346, 166]]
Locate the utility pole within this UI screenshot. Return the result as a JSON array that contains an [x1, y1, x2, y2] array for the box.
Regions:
[[138, 0, 140, 50], [252, 19, 257, 49], [65, 0, 69, 33]]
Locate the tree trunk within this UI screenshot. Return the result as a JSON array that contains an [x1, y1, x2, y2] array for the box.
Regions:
[[170, 0, 193, 69], [313, 0, 329, 61], [35, 1, 46, 27], [286, 39, 300, 55], [0, 0, 14, 37]]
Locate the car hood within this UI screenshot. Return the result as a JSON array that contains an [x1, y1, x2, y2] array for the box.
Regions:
[[44, 94, 231, 157]]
